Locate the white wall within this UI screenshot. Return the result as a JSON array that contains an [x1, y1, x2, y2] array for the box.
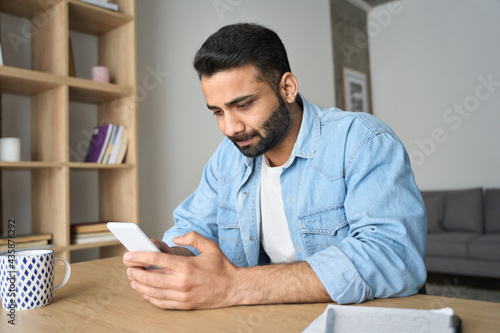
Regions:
[[136, 0, 335, 238], [369, 0, 500, 190]]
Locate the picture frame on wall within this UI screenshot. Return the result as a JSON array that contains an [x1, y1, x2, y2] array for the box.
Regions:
[[342, 67, 369, 113]]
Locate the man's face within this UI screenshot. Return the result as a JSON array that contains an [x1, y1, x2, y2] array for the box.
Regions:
[[201, 64, 290, 157]]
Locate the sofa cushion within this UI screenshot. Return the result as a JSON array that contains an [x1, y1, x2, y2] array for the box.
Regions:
[[426, 232, 477, 258], [468, 234, 500, 261], [422, 195, 444, 233], [423, 188, 483, 233], [485, 189, 500, 233]]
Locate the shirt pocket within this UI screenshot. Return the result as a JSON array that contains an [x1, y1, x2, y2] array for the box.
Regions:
[[298, 204, 348, 256], [217, 205, 246, 265]]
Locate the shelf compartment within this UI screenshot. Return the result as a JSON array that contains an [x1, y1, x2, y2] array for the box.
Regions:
[[68, 0, 133, 36], [68, 77, 133, 103], [0, 66, 64, 96]]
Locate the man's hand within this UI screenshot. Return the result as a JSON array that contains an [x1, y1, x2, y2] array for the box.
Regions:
[[123, 231, 331, 310], [123, 231, 239, 310]]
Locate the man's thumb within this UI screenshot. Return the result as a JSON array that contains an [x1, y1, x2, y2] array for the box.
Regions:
[[173, 231, 217, 254]]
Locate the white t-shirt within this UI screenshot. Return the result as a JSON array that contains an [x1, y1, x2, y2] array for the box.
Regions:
[[260, 156, 297, 264]]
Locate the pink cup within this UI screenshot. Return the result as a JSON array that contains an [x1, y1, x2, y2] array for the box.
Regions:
[[92, 66, 110, 83]]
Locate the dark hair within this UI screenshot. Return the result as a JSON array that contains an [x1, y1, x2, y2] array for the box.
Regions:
[[193, 23, 291, 93]]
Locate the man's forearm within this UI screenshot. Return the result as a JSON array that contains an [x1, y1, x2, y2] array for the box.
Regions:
[[172, 246, 329, 304], [232, 261, 331, 305]]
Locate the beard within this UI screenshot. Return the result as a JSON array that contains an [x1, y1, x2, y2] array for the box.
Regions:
[[228, 93, 291, 158]]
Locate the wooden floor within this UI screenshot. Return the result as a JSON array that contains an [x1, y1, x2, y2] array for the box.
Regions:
[[426, 273, 500, 303]]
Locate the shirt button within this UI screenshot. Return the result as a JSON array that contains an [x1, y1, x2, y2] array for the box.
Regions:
[[243, 192, 247, 196], [249, 236, 253, 241]]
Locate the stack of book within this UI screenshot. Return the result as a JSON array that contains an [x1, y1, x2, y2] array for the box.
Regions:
[[71, 222, 117, 245], [78, 0, 119, 11], [84, 124, 129, 164], [0, 233, 52, 252]]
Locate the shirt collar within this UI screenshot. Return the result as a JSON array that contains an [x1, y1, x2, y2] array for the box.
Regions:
[[245, 93, 320, 168], [292, 94, 320, 157]]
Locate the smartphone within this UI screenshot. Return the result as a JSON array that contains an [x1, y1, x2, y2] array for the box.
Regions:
[[107, 222, 160, 252]]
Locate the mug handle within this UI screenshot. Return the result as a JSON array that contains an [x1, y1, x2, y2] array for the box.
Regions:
[[54, 256, 71, 291]]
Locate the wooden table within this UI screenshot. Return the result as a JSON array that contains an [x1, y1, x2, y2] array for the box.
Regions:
[[2, 257, 499, 332]]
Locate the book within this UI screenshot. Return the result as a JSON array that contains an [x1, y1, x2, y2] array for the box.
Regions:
[[78, 0, 119, 11], [0, 233, 52, 245], [114, 127, 129, 164], [71, 231, 113, 238], [97, 124, 113, 163], [102, 125, 120, 164], [84, 124, 113, 163], [101, 124, 117, 163], [108, 125, 124, 163], [71, 230, 116, 244], [0, 240, 50, 252], [302, 304, 461, 333], [71, 221, 109, 234], [71, 233, 117, 245]]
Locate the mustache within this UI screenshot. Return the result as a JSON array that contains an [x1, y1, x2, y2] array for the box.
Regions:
[[228, 130, 260, 143]]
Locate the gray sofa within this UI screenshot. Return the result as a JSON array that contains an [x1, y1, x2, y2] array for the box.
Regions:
[[421, 188, 500, 279]]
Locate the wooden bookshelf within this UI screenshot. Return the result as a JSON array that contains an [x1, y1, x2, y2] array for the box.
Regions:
[[0, 0, 138, 261]]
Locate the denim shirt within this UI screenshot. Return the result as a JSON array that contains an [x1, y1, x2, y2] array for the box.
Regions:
[[163, 95, 427, 304]]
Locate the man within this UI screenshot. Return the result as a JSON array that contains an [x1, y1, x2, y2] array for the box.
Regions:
[[124, 23, 427, 310]]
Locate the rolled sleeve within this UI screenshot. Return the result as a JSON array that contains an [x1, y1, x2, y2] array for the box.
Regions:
[[306, 246, 374, 304]]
